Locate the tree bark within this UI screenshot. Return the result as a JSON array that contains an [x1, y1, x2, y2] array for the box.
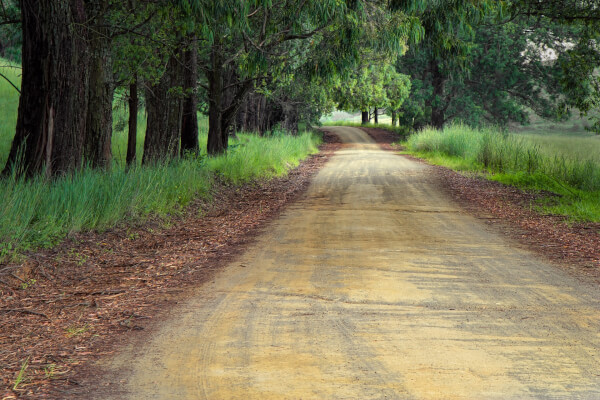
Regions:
[[430, 59, 446, 129], [206, 44, 253, 155], [361, 111, 369, 125], [143, 53, 184, 164], [391, 110, 398, 126], [206, 45, 226, 155], [3, 0, 90, 177], [180, 37, 199, 157], [127, 77, 138, 167], [374, 107, 379, 124], [84, 0, 113, 169]]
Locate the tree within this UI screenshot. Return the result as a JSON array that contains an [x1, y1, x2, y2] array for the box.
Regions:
[[2, 0, 90, 177], [334, 63, 410, 124], [184, 0, 418, 154], [398, 17, 572, 129], [392, 0, 497, 129]]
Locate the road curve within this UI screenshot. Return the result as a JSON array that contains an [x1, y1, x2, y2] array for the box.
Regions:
[[105, 126, 600, 399]]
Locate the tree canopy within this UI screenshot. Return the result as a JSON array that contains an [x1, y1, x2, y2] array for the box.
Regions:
[[0, 0, 598, 177]]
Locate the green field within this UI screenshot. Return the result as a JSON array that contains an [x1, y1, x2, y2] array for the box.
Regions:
[[0, 59, 321, 261], [404, 124, 600, 222]]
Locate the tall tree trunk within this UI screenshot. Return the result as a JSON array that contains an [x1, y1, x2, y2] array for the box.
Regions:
[[374, 107, 379, 124], [391, 110, 398, 126], [361, 110, 369, 125], [84, 1, 113, 169], [430, 59, 446, 129], [206, 45, 253, 155], [180, 37, 199, 156], [3, 0, 89, 177], [143, 53, 183, 164], [207, 46, 226, 155], [127, 76, 138, 167]]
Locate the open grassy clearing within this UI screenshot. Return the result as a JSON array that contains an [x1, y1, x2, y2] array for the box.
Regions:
[[404, 124, 600, 222], [0, 59, 321, 261]]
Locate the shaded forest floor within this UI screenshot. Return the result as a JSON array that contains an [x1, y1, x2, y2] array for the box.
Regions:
[[363, 126, 600, 283], [0, 133, 341, 399]]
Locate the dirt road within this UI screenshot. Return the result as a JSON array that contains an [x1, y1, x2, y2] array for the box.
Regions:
[[104, 127, 600, 399]]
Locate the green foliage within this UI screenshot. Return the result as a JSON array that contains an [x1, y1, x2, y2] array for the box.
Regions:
[[0, 0, 21, 62], [334, 63, 411, 114], [398, 15, 574, 129], [405, 124, 600, 221]]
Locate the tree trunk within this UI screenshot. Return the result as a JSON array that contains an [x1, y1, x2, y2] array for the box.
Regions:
[[143, 53, 183, 164], [361, 111, 369, 125], [127, 77, 138, 167], [391, 110, 398, 126], [207, 46, 226, 155], [3, 0, 89, 177], [180, 37, 199, 157], [206, 45, 253, 155], [430, 59, 446, 129], [84, 1, 113, 169], [282, 103, 298, 135], [374, 107, 379, 124]]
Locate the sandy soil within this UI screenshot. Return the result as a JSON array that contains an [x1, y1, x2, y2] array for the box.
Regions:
[[93, 126, 600, 399]]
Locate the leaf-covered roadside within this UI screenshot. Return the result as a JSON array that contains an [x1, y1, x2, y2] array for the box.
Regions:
[[0, 134, 341, 399]]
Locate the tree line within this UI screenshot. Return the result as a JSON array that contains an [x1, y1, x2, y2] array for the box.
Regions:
[[0, 0, 598, 178]]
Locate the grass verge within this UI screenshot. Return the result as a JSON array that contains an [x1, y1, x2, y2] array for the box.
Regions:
[[0, 131, 321, 261], [403, 124, 600, 222]]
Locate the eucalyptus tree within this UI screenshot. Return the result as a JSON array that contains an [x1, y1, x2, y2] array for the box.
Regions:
[[334, 63, 410, 124], [183, 0, 420, 154], [514, 1, 600, 133], [397, 17, 574, 129], [2, 0, 91, 177], [392, 0, 498, 129]]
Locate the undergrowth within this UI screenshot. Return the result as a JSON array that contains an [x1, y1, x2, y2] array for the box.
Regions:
[[0, 131, 320, 261], [404, 124, 600, 222]]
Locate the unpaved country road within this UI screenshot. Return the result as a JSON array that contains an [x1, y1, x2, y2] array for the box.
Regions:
[[102, 127, 600, 399]]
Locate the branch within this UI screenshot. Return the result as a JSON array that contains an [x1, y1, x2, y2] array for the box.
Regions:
[[0, 71, 20, 93], [0, 19, 19, 26]]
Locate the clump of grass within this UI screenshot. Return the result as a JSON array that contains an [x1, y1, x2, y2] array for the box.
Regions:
[[405, 123, 600, 222], [13, 356, 29, 391], [206, 130, 320, 184]]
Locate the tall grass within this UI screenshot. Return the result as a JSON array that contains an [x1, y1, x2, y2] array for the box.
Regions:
[[405, 124, 600, 222], [0, 131, 320, 260]]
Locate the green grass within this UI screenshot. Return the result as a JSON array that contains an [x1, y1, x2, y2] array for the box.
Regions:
[[0, 58, 322, 261], [0, 59, 21, 168], [404, 124, 600, 222]]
